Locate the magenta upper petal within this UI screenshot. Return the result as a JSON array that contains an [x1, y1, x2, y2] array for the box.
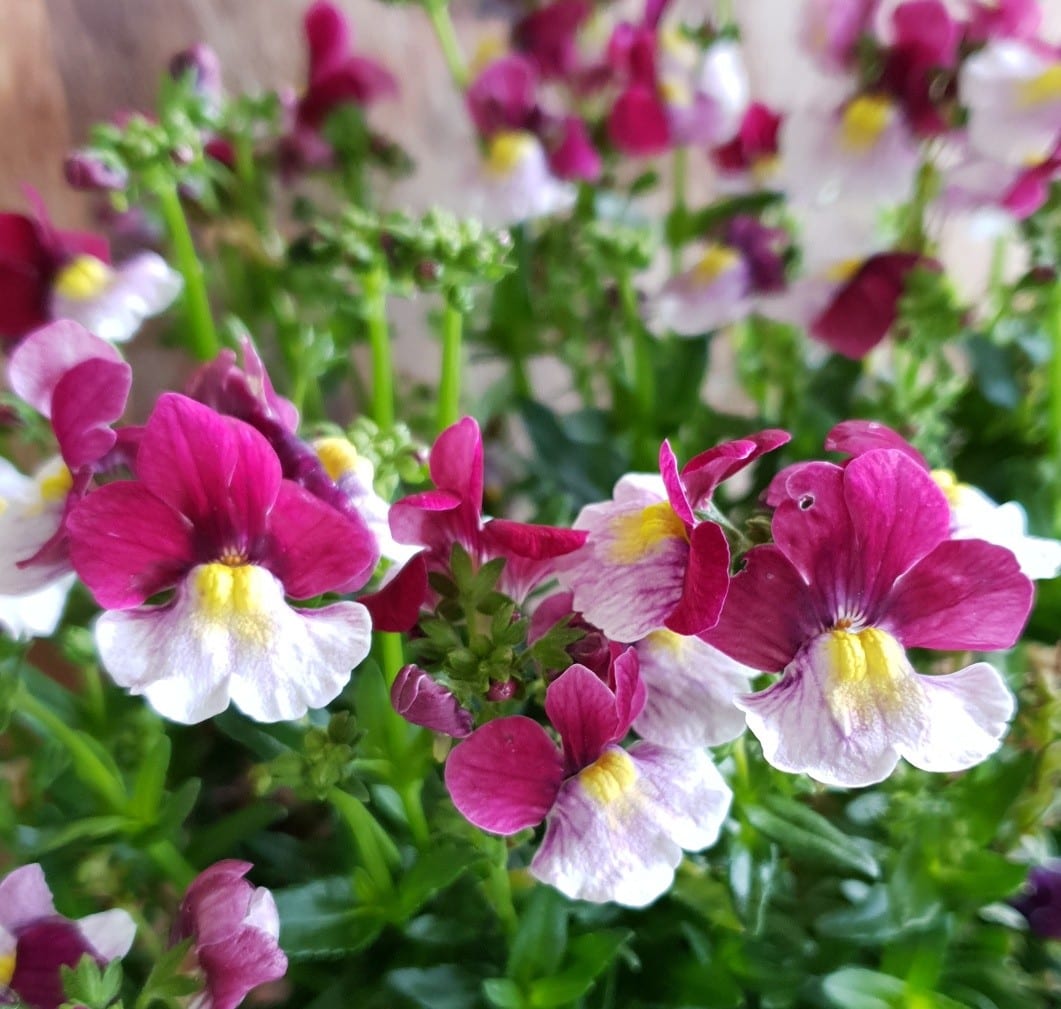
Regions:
[[665, 521, 731, 636], [823, 420, 928, 468], [681, 430, 791, 509], [7, 319, 123, 417], [136, 394, 281, 554], [545, 663, 623, 772], [608, 86, 671, 156], [658, 441, 693, 524], [609, 646, 646, 737], [198, 924, 289, 1009], [304, 0, 351, 78], [388, 490, 465, 550], [67, 482, 196, 608], [884, 538, 1033, 650], [445, 716, 564, 834], [429, 417, 484, 505], [266, 481, 378, 598], [51, 358, 131, 470], [359, 552, 429, 632], [701, 545, 821, 671]]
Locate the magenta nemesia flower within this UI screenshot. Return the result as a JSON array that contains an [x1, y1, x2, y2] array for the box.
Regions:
[[0, 863, 136, 1009], [390, 417, 586, 608], [711, 102, 783, 190], [445, 650, 731, 906], [175, 861, 287, 1009], [556, 432, 789, 642], [513, 0, 593, 80], [702, 449, 1033, 787], [66, 393, 378, 724], [391, 664, 473, 738], [966, 0, 1043, 45]]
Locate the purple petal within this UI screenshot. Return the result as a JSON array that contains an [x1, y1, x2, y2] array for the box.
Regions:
[[198, 924, 288, 1009], [391, 664, 472, 737], [445, 716, 564, 834], [664, 520, 730, 636], [680, 430, 790, 509], [11, 918, 99, 1009], [0, 864, 56, 933], [823, 420, 928, 467], [360, 552, 428, 632], [51, 358, 131, 469], [429, 418, 484, 507], [546, 663, 623, 772], [659, 440, 693, 524]]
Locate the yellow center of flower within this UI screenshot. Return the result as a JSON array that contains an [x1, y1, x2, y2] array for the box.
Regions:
[[486, 131, 537, 176], [929, 468, 970, 508], [751, 155, 780, 184], [53, 255, 112, 301], [0, 497, 8, 518], [826, 257, 863, 283], [580, 748, 637, 806], [693, 244, 741, 283], [193, 563, 275, 643], [823, 627, 910, 732], [314, 436, 374, 485], [839, 95, 894, 152], [644, 628, 687, 656], [1019, 64, 1061, 106], [660, 27, 698, 67], [659, 76, 693, 108], [38, 463, 73, 503], [470, 35, 508, 75], [609, 501, 689, 564], [0, 950, 15, 986]]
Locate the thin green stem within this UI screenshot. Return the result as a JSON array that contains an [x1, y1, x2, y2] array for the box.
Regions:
[[233, 133, 267, 236], [669, 148, 688, 274], [485, 838, 517, 936], [1048, 279, 1061, 533], [17, 687, 126, 811], [425, 0, 468, 91], [399, 780, 431, 848], [329, 787, 398, 893], [437, 298, 464, 432], [145, 840, 196, 890], [154, 181, 220, 360], [363, 267, 394, 429], [619, 273, 655, 467], [378, 631, 404, 686]]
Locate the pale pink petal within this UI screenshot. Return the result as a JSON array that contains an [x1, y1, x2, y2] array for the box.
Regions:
[[51, 357, 131, 469], [0, 459, 69, 595], [0, 864, 56, 933], [76, 909, 137, 960], [634, 631, 753, 747], [444, 716, 565, 834], [0, 573, 76, 641]]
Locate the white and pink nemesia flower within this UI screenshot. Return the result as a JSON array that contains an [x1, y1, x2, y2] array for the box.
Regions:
[[66, 393, 378, 724], [659, 34, 750, 148], [174, 861, 287, 1009], [960, 40, 1061, 168], [470, 131, 575, 225], [445, 650, 731, 906], [0, 863, 136, 1009], [49, 250, 182, 343], [704, 449, 1034, 787], [556, 432, 788, 642]]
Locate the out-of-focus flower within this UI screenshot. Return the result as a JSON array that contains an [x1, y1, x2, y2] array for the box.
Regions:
[[390, 417, 586, 608], [445, 650, 731, 906], [966, 0, 1043, 46], [960, 40, 1061, 168], [941, 143, 1061, 221], [800, 0, 879, 74], [703, 449, 1032, 787], [391, 664, 473, 737], [711, 102, 783, 190], [63, 151, 128, 192], [0, 863, 136, 1009], [67, 394, 377, 724], [175, 861, 287, 1009], [514, 0, 593, 80], [1012, 863, 1061, 939], [469, 130, 576, 225], [556, 432, 788, 642]]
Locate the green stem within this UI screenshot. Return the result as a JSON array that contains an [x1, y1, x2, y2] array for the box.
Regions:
[[669, 147, 688, 274], [425, 0, 468, 91], [363, 267, 394, 429], [399, 780, 430, 848], [330, 787, 398, 893], [485, 838, 517, 936], [436, 298, 464, 432], [146, 840, 196, 890], [378, 631, 404, 686], [17, 687, 126, 811], [154, 181, 220, 360], [233, 134, 267, 236], [619, 273, 655, 467], [1049, 279, 1061, 533]]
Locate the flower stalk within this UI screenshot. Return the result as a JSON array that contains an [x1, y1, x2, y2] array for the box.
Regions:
[[437, 297, 464, 432]]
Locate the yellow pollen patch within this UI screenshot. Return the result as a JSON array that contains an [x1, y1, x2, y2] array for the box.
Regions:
[[693, 244, 741, 283], [486, 131, 537, 176], [1019, 64, 1061, 106], [0, 497, 8, 518], [580, 748, 637, 806], [659, 76, 693, 108], [644, 628, 687, 656], [38, 464, 73, 502], [751, 155, 780, 185], [314, 436, 373, 484], [826, 257, 862, 283], [839, 95, 894, 152], [471, 35, 508, 75], [609, 501, 689, 564], [0, 950, 14, 986], [660, 27, 697, 67], [53, 255, 112, 301], [823, 627, 910, 730], [929, 468, 969, 508], [193, 563, 276, 643]]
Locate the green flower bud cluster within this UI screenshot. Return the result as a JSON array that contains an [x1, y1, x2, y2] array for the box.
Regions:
[[258, 712, 367, 802]]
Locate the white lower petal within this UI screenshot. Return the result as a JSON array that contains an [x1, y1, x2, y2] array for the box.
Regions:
[[95, 564, 372, 724], [950, 489, 1061, 581], [530, 743, 730, 907], [634, 630, 753, 747], [0, 458, 70, 595], [0, 573, 76, 641], [77, 909, 137, 960]]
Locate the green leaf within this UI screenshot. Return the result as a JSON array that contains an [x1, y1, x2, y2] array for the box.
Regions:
[[31, 815, 132, 854], [483, 978, 525, 1009], [746, 795, 880, 879], [185, 801, 287, 866], [388, 966, 483, 1009], [274, 877, 385, 960], [507, 887, 568, 985], [394, 842, 481, 920], [821, 968, 905, 1009], [527, 929, 630, 1008], [129, 733, 171, 823]]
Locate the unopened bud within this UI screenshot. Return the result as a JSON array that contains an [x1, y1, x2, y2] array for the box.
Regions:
[[64, 151, 128, 192], [169, 43, 223, 97], [486, 678, 519, 702]]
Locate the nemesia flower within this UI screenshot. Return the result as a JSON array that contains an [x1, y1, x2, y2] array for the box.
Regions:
[[760, 250, 932, 358], [391, 664, 473, 737], [513, 0, 593, 80], [818, 419, 1061, 580], [711, 102, 783, 190], [469, 131, 576, 225], [646, 216, 788, 336], [0, 863, 136, 1009], [966, 0, 1043, 45], [702, 449, 1033, 787], [959, 40, 1061, 168], [1012, 862, 1061, 939], [556, 431, 789, 642], [941, 144, 1061, 221], [778, 96, 920, 209], [390, 417, 587, 607], [66, 393, 378, 724], [174, 861, 287, 1009], [800, 0, 879, 74], [445, 650, 732, 906]]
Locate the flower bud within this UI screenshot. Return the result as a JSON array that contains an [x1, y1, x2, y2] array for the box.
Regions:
[[391, 664, 473, 737], [64, 151, 128, 192]]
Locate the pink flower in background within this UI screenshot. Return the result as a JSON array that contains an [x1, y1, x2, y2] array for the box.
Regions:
[[513, 0, 593, 80], [702, 449, 1033, 787], [556, 431, 788, 642], [67, 393, 378, 724], [445, 649, 731, 906], [966, 0, 1043, 45], [175, 861, 287, 1009], [711, 102, 783, 189], [0, 863, 136, 1009]]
